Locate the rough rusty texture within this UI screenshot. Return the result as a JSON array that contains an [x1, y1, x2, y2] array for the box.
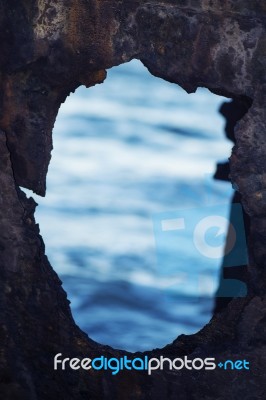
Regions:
[[0, 1, 266, 399]]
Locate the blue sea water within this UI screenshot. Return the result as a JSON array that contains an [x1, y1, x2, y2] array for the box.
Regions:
[[31, 60, 233, 351]]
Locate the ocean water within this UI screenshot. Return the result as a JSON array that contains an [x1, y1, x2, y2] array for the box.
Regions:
[[31, 60, 233, 351]]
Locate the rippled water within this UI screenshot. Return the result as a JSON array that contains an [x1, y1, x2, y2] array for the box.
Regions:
[[30, 60, 233, 351]]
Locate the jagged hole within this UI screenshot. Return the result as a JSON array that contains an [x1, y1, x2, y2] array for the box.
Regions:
[[33, 60, 233, 351]]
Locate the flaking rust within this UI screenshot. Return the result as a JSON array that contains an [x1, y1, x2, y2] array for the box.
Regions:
[[0, 1, 266, 399]]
